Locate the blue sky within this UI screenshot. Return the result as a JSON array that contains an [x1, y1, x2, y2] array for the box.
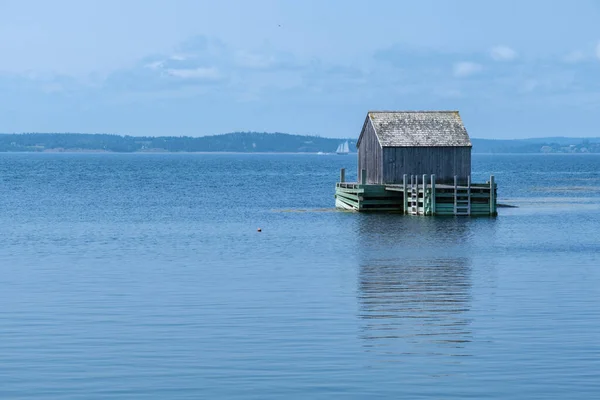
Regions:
[[1, 0, 600, 139]]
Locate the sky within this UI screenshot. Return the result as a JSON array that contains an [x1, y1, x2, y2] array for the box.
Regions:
[[1, 0, 600, 139]]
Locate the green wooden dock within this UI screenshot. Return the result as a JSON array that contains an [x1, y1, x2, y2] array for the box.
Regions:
[[335, 169, 497, 216]]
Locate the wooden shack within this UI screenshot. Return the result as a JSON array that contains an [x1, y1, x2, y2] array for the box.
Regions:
[[335, 110, 497, 216], [357, 111, 472, 184]]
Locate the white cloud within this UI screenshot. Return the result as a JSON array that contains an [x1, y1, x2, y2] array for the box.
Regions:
[[169, 54, 189, 61], [490, 45, 517, 61], [564, 50, 586, 63], [453, 62, 482, 77], [234, 51, 276, 69], [166, 67, 222, 80]]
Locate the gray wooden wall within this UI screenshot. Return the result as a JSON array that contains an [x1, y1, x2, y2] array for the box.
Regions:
[[382, 146, 471, 184], [357, 119, 383, 184]]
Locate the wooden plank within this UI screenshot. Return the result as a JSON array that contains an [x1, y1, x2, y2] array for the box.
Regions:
[[335, 187, 364, 195], [359, 207, 406, 212], [336, 191, 360, 200], [384, 183, 488, 191], [358, 119, 383, 184], [435, 192, 490, 198], [385, 186, 408, 193], [360, 199, 403, 206], [362, 185, 389, 195], [335, 193, 360, 204], [335, 198, 357, 210], [337, 182, 361, 189], [336, 195, 359, 208], [471, 207, 493, 213], [382, 146, 471, 184]]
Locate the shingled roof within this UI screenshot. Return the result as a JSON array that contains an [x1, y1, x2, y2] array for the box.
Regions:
[[359, 111, 472, 147]]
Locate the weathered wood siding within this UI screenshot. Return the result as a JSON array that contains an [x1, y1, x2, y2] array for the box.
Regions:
[[382, 146, 471, 184], [357, 119, 383, 184]]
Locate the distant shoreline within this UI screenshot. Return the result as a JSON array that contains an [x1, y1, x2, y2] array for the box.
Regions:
[[0, 149, 356, 155], [1, 132, 600, 154], [2, 150, 599, 156], [0, 149, 357, 154]]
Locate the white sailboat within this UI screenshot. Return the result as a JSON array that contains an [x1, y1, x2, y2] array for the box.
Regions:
[[336, 140, 350, 155]]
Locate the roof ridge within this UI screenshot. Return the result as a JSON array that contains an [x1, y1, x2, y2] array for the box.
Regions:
[[366, 110, 471, 147], [368, 110, 460, 113]]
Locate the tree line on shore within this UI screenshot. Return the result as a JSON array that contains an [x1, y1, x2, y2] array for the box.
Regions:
[[0, 132, 598, 153], [0, 132, 357, 153]]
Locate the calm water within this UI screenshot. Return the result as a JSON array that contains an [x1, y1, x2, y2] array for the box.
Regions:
[[1, 153, 599, 399]]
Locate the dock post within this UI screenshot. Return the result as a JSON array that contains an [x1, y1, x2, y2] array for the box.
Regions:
[[422, 174, 427, 215], [467, 175, 472, 216], [411, 175, 415, 215], [340, 168, 345, 183], [453, 175, 458, 215], [403, 174, 408, 214], [490, 175, 496, 216], [430, 174, 436, 215], [360, 169, 367, 185], [415, 175, 419, 215]]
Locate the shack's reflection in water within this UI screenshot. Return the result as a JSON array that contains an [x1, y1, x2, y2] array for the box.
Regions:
[[356, 215, 474, 362]]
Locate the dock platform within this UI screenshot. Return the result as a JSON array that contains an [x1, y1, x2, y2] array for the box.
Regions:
[[335, 170, 497, 216]]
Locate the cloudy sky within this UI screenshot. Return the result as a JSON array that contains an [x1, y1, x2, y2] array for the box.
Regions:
[[1, 0, 600, 138]]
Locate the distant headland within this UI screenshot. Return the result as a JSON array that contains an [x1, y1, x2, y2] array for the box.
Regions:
[[0, 132, 599, 154]]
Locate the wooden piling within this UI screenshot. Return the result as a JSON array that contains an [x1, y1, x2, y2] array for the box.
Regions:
[[467, 175, 472, 216], [453, 175, 458, 214], [430, 174, 436, 215], [340, 168, 345, 183], [402, 174, 408, 214], [422, 174, 428, 215], [490, 175, 496, 216], [415, 175, 419, 215]]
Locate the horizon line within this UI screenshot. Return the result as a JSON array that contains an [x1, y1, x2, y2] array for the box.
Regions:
[[1, 131, 600, 141]]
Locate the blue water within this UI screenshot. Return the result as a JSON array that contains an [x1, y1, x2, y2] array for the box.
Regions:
[[1, 153, 599, 399]]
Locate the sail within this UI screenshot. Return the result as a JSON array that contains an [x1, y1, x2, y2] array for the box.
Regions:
[[336, 140, 349, 154]]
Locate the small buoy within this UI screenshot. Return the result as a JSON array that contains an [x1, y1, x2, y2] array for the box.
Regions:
[[257, 228, 262, 232]]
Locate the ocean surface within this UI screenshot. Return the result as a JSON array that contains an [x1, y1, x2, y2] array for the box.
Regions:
[[1, 153, 599, 399]]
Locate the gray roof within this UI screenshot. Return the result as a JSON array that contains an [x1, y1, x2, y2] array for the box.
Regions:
[[363, 111, 472, 147]]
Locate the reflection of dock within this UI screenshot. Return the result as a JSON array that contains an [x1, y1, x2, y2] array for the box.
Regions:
[[355, 216, 474, 360], [358, 257, 473, 356]]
